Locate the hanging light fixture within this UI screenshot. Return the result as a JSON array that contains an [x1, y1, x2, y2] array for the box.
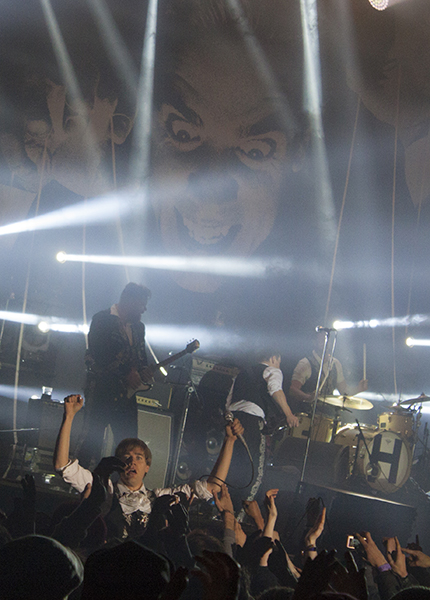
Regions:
[[368, 0, 390, 10]]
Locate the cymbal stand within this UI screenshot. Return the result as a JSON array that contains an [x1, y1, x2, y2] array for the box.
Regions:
[[298, 329, 334, 490]]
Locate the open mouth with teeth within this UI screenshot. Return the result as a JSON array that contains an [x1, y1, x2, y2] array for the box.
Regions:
[[175, 208, 242, 254], [125, 468, 137, 476]]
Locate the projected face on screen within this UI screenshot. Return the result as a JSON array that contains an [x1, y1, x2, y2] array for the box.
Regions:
[[0, 75, 132, 198], [151, 39, 301, 292]]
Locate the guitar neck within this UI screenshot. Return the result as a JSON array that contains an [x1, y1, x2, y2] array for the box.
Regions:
[[152, 348, 189, 372]]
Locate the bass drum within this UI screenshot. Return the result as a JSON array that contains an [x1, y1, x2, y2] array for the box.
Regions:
[[289, 413, 334, 443], [334, 423, 378, 448], [356, 430, 412, 494]]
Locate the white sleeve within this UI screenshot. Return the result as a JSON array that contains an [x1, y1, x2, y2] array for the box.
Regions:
[[61, 459, 93, 493], [154, 480, 212, 502], [291, 358, 312, 386], [263, 366, 284, 396], [61, 459, 115, 496]]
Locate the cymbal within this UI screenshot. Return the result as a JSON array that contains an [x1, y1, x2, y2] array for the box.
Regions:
[[318, 395, 373, 410], [400, 393, 430, 406]]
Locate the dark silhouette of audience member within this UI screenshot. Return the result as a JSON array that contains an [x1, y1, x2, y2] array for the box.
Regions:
[[0, 534, 83, 600]]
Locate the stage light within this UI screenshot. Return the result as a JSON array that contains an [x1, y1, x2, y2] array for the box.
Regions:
[[38, 321, 50, 334], [332, 314, 429, 330], [368, 0, 390, 10], [406, 337, 430, 348], [56, 251, 67, 263], [0, 310, 88, 335], [55, 252, 293, 279]]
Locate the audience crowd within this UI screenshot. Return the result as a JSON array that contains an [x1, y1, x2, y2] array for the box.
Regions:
[[0, 396, 429, 600]]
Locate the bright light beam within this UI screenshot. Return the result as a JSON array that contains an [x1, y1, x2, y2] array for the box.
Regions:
[[40, 0, 100, 161], [56, 252, 293, 278], [0, 310, 89, 334], [0, 311, 41, 326], [0, 190, 140, 237], [87, 0, 138, 97], [130, 0, 158, 186], [226, 0, 296, 132], [406, 338, 430, 348], [333, 314, 430, 330], [300, 0, 337, 244]]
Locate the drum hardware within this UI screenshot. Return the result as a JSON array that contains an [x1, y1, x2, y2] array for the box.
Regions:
[[319, 395, 373, 411], [330, 405, 352, 443]]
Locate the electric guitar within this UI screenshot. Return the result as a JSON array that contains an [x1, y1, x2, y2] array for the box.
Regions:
[[127, 339, 200, 398]]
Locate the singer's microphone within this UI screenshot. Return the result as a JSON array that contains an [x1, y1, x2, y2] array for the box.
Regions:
[[315, 326, 337, 333], [225, 410, 247, 448]]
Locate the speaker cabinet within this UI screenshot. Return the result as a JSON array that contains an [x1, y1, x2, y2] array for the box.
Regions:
[[25, 397, 84, 452], [137, 407, 173, 490]]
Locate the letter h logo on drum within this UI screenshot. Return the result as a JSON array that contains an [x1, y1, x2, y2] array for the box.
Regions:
[[367, 433, 402, 484]]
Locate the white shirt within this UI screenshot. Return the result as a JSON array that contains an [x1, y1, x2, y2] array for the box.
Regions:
[[291, 351, 346, 390], [61, 459, 212, 516], [226, 363, 283, 418]]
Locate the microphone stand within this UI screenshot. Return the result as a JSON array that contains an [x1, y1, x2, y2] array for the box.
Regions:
[[169, 374, 202, 486], [297, 329, 335, 492], [353, 418, 378, 480]]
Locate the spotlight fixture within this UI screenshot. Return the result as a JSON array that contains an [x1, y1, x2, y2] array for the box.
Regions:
[[368, 0, 390, 10], [56, 251, 67, 263], [38, 321, 50, 334]]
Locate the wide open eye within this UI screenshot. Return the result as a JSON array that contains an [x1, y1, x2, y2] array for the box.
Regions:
[[235, 138, 277, 167], [160, 105, 202, 151]]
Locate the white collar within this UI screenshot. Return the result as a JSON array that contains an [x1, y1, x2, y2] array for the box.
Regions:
[[116, 480, 147, 497]]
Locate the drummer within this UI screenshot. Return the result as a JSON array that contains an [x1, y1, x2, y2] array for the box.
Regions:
[[288, 331, 368, 413]]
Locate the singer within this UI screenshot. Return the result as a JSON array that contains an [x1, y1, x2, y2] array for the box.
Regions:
[[225, 349, 299, 517]]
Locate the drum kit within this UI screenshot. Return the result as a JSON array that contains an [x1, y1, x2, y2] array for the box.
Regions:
[[282, 393, 429, 495]]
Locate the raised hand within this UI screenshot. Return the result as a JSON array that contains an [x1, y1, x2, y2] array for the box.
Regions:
[[63, 394, 84, 416], [265, 489, 279, 520], [213, 484, 234, 515], [386, 537, 408, 578], [402, 548, 430, 569], [305, 506, 326, 548], [356, 532, 387, 568], [226, 417, 244, 440], [242, 499, 264, 530]]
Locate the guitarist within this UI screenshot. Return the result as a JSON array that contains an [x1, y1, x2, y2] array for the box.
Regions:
[[79, 283, 153, 467]]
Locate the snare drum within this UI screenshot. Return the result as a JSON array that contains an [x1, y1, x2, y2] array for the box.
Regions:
[[378, 411, 414, 439], [289, 413, 334, 443]]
